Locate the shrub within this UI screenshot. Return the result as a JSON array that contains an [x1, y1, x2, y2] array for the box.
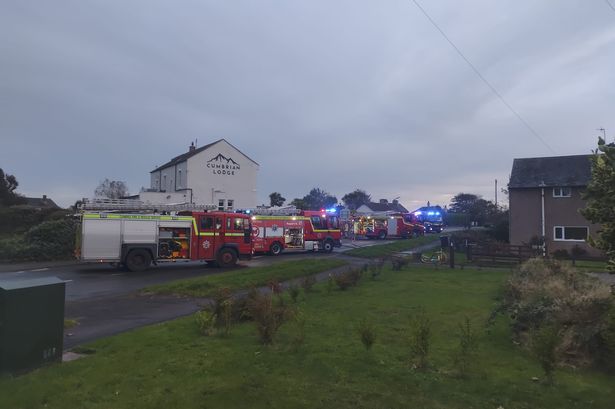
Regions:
[[326, 274, 334, 294], [212, 288, 232, 328], [268, 280, 283, 296], [300, 275, 316, 293], [0, 237, 30, 261], [453, 317, 478, 377], [289, 309, 306, 352], [409, 308, 432, 370], [596, 305, 615, 373], [501, 258, 614, 370], [0, 206, 64, 236], [247, 291, 291, 345], [334, 268, 361, 290], [370, 258, 386, 277], [195, 310, 217, 336], [25, 218, 77, 259], [357, 318, 376, 351], [391, 256, 410, 271], [288, 284, 300, 303], [531, 324, 560, 385], [0, 217, 77, 261], [222, 299, 233, 336]]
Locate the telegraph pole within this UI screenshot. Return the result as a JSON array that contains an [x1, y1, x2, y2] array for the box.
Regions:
[[495, 179, 498, 208], [598, 128, 606, 140]]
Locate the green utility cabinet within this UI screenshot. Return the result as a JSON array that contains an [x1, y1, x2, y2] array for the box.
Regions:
[[0, 277, 66, 373]]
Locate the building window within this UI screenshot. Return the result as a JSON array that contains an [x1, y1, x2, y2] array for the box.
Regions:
[[178, 170, 182, 186], [553, 187, 571, 197], [162, 175, 167, 192], [226, 199, 234, 211], [218, 199, 225, 211], [554, 226, 588, 241]]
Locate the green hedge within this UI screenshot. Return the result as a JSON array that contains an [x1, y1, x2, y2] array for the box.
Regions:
[[0, 206, 68, 236], [0, 218, 77, 261]]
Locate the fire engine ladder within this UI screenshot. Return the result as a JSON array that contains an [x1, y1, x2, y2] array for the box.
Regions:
[[248, 206, 301, 216], [78, 198, 217, 213]]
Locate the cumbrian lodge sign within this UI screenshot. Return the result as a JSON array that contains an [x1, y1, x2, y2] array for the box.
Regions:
[[207, 153, 240, 176]]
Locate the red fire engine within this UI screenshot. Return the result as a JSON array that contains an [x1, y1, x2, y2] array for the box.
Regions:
[[77, 200, 253, 271], [356, 213, 424, 239], [251, 209, 342, 255]]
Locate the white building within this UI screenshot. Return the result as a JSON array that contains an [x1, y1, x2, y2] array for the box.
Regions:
[[144, 139, 259, 210]]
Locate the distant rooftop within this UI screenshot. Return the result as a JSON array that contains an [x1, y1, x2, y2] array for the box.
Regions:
[[24, 195, 60, 209], [361, 200, 408, 213], [509, 154, 592, 188]]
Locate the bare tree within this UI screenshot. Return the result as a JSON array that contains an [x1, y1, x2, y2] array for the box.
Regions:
[[94, 179, 129, 199]]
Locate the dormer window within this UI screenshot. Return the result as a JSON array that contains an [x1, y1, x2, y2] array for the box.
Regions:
[[553, 187, 571, 197]]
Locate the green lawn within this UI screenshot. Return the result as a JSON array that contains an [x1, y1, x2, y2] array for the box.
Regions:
[[343, 235, 440, 258], [2, 265, 613, 409], [559, 259, 608, 272], [143, 258, 348, 298]]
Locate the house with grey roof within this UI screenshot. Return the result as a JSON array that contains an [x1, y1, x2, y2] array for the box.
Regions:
[[143, 139, 259, 210], [356, 199, 408, 215], [508, 154, 601, 257], [24, 195, 60, 210]]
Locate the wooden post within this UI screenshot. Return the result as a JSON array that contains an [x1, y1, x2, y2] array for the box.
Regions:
[[449, 241, 455, 269]]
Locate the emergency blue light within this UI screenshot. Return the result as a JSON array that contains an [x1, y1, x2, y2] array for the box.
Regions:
[[326, 208, 337, 213]]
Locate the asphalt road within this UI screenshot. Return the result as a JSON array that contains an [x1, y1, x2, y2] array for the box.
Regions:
[[0, 236, 441, 349], [0, 238, 390, 301]]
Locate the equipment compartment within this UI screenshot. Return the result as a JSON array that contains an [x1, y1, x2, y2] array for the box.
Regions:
[[158, 227, 190, 259]]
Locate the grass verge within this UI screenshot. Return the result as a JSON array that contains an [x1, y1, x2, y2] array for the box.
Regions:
[[344, 234, 440, 258], [1, 265, 613, 408], [143, 258, 348, 298]]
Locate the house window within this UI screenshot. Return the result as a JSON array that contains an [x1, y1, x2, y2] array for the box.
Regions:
[[554, 226, 588, 241], [553, 187, 571, 197], [218, 199, 225, 211], [162, 175, 167, 192], [178, 170, 182, 186], [226, 199, 234, 211]]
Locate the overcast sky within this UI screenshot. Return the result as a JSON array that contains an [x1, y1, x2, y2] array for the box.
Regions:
[[1, 0, 614, 209]]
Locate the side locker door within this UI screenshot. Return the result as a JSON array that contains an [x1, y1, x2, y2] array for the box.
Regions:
[[198, 215, 216, 260], [388, 218, 397, 236]]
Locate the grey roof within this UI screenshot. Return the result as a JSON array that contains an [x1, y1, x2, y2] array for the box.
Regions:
[[509, 154, 592, 188], [24, 196, 60, 209], [151, 139, 259, 173], [364, 201, 409, 213], [151, 140, 218, 173]]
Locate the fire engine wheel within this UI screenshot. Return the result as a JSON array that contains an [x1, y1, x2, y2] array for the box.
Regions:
[[378, 231, 387, 240], [269, 242, 283, 256], [322, 239, 334, 253], [125, 249, 152, 272], [217, 248, 238, 268]]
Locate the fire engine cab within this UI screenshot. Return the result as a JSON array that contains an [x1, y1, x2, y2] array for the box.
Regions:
[[76, 199, 252, 271], [357, 213, 424, 239], [251, 208, 342, 255]]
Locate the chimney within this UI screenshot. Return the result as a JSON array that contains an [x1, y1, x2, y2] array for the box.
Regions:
[[42, 195, 47, 201], [379, 199, 388, 204], [189, 142, 196, 152], [392, 199, 399, 205]]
